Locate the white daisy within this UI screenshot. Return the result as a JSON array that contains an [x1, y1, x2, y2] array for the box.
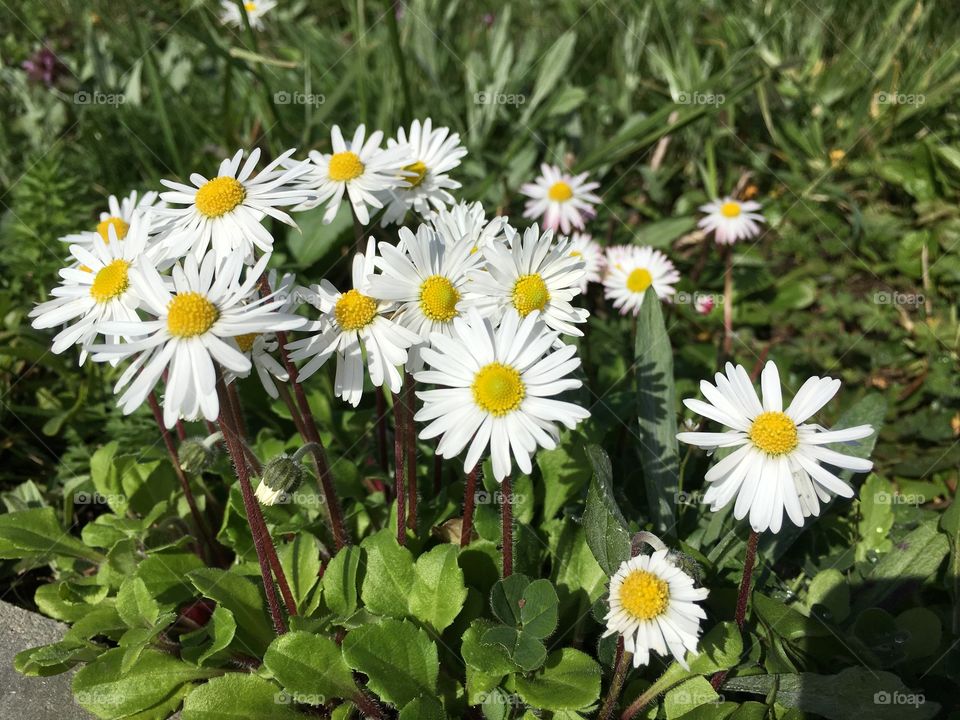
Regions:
[[31, 212, 153, 363], [520, 163, 600, 234], [566, 232, 604, 292], [157, 148, 313, 264], [414, 308, 590, 481], [697, 197, 765, 245], [60, 190, 162, 253], [379, 118, 468, 226], [286, 238, 420, 407], [468, 224, 588, 337], [90, 252, 305, 428], [603, 245, 634, 277], [602, 551, 709, 669], [428, 200, 507, 255], [676, 361, 875, 533], [298, 125, 411, 225], [603, 245, 680, 315], [220, 0, 276, 29]]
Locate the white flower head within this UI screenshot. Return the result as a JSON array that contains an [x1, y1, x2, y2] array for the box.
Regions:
[[157, 148, 313, 264], [698, 197, 765, 245], [286, 237, 420, 406], [677, 361, 875, 533], [520, 163, 600, 234], [565, 232, 604, 292], [603, 245, 680, 315], [469, 223, 588, 337], [220, 0, 276, 29], [379, 118, 468, 226], [414, 308, 590, 481], [60, 190, 163, 254], [603, 551, 709, 669], [428, 200, 508, 256]]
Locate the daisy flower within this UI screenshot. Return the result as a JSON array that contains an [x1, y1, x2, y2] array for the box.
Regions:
[[414, 308, 589, 481], [90, 252, 305, 428], [428, 200, 507, 255], [379, 118, 468, 226], [677, 361, 875, 533], [157, 148, 313, 264], [367, 225, 483, 369], [469, 224, 588, 337], [299, 125, 411, 225], [566, 232, 604, 292], [286, 238, 420, 407], [220, 0, 276, 30], [31, 212, 153, 363], [60, 190, 162, 253], [603, 244, 634, 277], [603, 245, 680, 315], [520, 163, 601, 235], [602, 551, 709, 669], [698, 197, 765, 245]]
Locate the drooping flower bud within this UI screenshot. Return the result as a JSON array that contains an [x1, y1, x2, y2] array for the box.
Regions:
[[254, 450, 309, 506], [179, 433, 221, 473]]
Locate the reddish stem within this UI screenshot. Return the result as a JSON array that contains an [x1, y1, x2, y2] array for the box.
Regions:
[[598, 638, 630, 720], [501, 476, 513, 577], [392, 391, 407, 545], [433, 449, 443, 495], [460, 466, 478, 548], [375, 387, 389, 473], [710, 529, 759, 690], [404, 372, 417, 532]]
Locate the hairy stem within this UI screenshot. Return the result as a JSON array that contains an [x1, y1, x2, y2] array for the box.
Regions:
[[392, 391, 407, 545], [460, 466, 478, 548], [598, 638, 631, 720], [710, 529, 759, 690], [404, 372, 418, 532], [501, 475, 513, 577]]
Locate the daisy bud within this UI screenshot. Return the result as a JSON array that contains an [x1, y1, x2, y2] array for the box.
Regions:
[[255, 447, 313, 506], [179, 434, 221, 474]]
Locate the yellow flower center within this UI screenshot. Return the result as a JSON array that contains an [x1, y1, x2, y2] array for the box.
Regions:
[[89, 259, 131, 303], [749, 411, 799, 456], [334, 289, 378, 330], [570, 250, 582, 257], [472, 362, 525, 416], [419, 275, 460, 322], [402, 160, 428, 188], [235, 333, 259, 352], [619, 570, 670, 620], [328, 152, 365, 182], [626, 268, 653, 293], [512, 274, 550, 316], [195, 177, 246, 218], [720, 201, 741, 218], [244, 1, 256, 10], [96, 216, 129, 243], [548, 181, 573, 202], [167, 292, 219, 337]]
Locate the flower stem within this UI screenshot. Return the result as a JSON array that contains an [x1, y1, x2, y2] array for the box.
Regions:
[[710, 529, 759, 690], [392, 390, 407, 545], [404, 371, 418, 532], [598, 638, 632, 720], [722, 246, 734, 359], [501, 475, 513, 577], [375, 387, 389, 473], [433, 449, 443, 495], [460, 466, 478, 548]]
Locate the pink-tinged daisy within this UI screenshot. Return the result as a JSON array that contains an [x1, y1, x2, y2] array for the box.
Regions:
[[698, 197, 765, 245], [520, 163, 600, 234]]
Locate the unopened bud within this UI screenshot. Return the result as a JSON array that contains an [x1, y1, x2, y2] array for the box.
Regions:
[[255, 452, 307, 506], [179, 433, 221, 473], [667, 550, 705, 586]]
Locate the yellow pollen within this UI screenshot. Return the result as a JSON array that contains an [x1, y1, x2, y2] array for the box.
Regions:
[[548, 181, 574, 202], [234, 333, 258, 352], [749, 411, 799, 456], [512, 274, 550, 316], [402, 160, 429, 188], [419, 275, 460, 322], [328, 152, 365, 182], [720, 201, 741, 218], [89, 259, 130, 303], [167, 292, 219, 337], [195, 177, 246, 218], [626, 268, 653, 293], [244, 1, 256, 9], [472, 363, 525, 416], [570, 250, 582, 257], [334, 289, 378, 330], [619, 570, 670, 620], [96, 216, 129, 243]]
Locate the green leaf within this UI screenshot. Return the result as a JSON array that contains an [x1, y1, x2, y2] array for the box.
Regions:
[[635, 287, 679, 534], [134, 551, 205, 606], [0, 507, 102, 562], [323, 545, 363, 618], [181, 606, 237, 667], [398, 696, 447, 720], [188, 568, 274, 655], [278, 534, 322, 614], [481, 625, 547, 672], [583, 446, 631, 575], [360, 529, 416, 618], [182, 673, 304, 720], [489, 573, 558, 637], [521, 31, 577, 120], [664, 676, 720, 719], [941, 499, 960, 633], [116, 577, 160, 628], [537, 441, 592, 521], [895, 608, 941, 660], [513, 648, 601, 711], [286, 203, 352, 269], [264, 631, 357, 703], [805, 568, 850, 623], [461, 619, 516, 677], [856, 474, 895, 562], [15, 640, 101, 677], [341, 618, 438, 708], [631, 217, 697, 249], [859, 519, 949, 608], [409, 544, 468, 633]]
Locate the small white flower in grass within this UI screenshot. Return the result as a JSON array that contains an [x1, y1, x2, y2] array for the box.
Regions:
[[89, 252, 305, 428], [220, 0, 276, 29], [286, 238, 420, 407], [520, 163, 600, 234], [379, 118, 468, 226], [566, 232, 604, 292], [698, 197, 765, 245], [603, 245, 680, 315], [677, 360, 875, 533], [31, 212, 154, 364], [157, 148, 313, 264], [603, 551, 709, 669], [414, 308, 589, 481], [60, 190, 163, 253], [469, 224, 588, 337], [298, 125, 411, 225], [428, 200, 507, 255]]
